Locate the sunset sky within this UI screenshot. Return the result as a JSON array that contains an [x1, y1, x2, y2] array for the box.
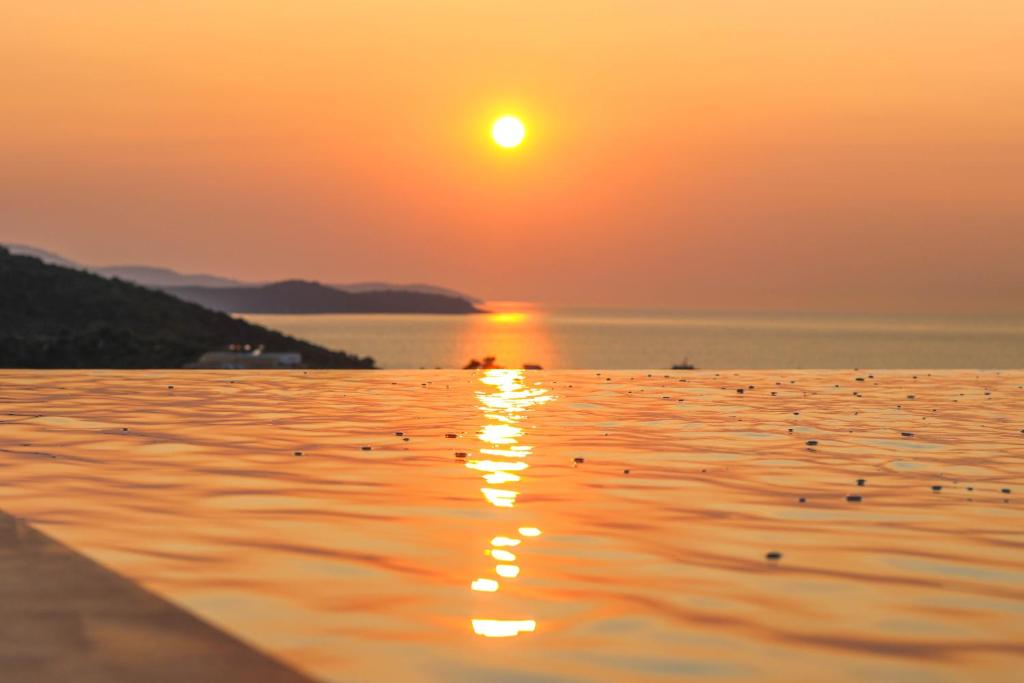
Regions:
[[2, 1, 1022, 312]]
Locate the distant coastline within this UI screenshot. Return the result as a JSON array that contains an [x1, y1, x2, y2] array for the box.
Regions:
[[3, 244, 482, 315], [167, 281, 482, 315]]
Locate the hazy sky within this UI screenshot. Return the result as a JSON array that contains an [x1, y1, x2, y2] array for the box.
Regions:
[[2, 1, 1022, 312]]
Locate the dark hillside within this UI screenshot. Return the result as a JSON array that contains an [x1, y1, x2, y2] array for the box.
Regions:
[[0, 248, 373, 368]]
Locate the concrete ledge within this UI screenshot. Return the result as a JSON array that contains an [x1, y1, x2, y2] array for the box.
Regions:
[[0, 511, 316, 683]]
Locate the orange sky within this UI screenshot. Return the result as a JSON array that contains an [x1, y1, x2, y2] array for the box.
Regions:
[[2, 1, 1022, 312]]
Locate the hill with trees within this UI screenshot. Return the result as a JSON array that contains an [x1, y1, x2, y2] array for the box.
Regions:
[[0, 247, 374, 369]]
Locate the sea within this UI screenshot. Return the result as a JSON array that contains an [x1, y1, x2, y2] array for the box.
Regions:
[[243, 305, 1024, 369]]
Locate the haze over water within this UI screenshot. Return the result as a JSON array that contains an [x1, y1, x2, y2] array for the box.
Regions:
[[6, 3, 1023, 314], [245, 307, 1024, 370], [1, 369, 1022, 682]]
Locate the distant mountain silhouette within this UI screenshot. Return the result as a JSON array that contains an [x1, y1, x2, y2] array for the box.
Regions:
[[0, 247, 373, 368], [97, 265, 243, 288], [3, 243, 481, 302], [331, 281, 482, 303], [168, 280, 481, 314], [4, 244, 243, 288], [4, 243, 80, 269]]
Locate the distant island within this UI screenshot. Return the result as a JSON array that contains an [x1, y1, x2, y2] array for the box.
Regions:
[[168, 281, 480, 314], [4, 244, 483, 314], [0, 247, 374, 369]]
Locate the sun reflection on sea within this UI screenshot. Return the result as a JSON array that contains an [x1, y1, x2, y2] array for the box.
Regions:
[[467, 369, 553, 636], [458, 302, 557, 369], [489, 312, 528, 325]]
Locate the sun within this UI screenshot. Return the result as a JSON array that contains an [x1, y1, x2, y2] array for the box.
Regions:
[[492, 115, 526, 148]]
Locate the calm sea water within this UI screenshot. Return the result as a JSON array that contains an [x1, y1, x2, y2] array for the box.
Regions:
[[244, 306, 1024, 369]]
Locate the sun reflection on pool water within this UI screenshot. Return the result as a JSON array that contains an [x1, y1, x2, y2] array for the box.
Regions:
[[467, 369, 553, 637], [471, 619, 537, 638]]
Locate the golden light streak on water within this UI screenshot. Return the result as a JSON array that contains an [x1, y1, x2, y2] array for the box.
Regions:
[[465, 460, 528, 472], [490, 537, 521, 547], [480, 488, 517, 508], [477, 424, 522, 445], [488, 549, 517, 562], [470, 619, 537, 638], [471, 578, 499, 592], [467, 369, 552, 638], [482, 471, 520, 485], [479, 448, 530, 457]]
